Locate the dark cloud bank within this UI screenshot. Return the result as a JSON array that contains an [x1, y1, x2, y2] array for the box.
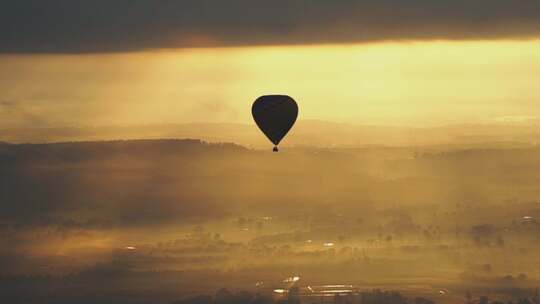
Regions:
[[2, 0, 540, 53]]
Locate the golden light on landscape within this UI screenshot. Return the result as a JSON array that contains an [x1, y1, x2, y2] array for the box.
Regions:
[[5, 2, 540, 303]]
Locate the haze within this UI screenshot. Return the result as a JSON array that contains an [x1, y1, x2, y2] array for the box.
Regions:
[[2, 40, 540, 129], [3, 1, 540, 304]]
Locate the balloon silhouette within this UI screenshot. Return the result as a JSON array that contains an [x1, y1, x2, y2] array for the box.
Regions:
[[252, 95, 298, 152]]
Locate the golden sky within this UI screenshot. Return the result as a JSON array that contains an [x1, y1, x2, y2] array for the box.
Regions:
[[1, 39, 540, 128]]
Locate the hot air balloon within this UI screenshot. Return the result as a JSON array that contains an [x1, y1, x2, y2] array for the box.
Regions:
[[252, 95, 298, 152]]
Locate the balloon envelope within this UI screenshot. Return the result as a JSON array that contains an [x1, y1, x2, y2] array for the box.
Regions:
[[252, 95, 298, 148]]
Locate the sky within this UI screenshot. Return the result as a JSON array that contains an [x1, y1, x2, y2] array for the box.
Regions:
[[1, 1, 540, 128]]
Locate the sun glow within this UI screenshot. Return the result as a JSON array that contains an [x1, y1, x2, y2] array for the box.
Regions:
[[1, 40, 540, 128]]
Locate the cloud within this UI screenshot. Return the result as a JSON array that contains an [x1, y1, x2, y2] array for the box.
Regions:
[[0, 99, 48, 127], [2, 0, 540, 53], [0, 101, 17, 107]]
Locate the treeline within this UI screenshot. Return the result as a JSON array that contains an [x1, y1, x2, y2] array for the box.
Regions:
[[0, 139, 247, 164], [172, 289, 435, 304], [173, 289, 540, 304]]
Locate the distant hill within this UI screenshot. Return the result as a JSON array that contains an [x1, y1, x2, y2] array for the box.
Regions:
[[2, 138, 540, 261], [0, 138, 247, 163], [1, 120, 540, 147]]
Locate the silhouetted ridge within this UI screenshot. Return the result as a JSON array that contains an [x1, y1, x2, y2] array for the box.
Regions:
[[0, 139, 248, 163]]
